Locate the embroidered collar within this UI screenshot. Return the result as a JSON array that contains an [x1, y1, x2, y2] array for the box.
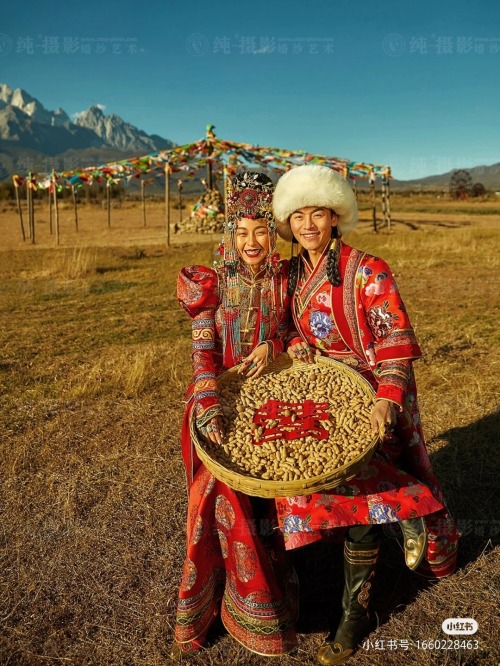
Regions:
[[295, 242, 337, 318]]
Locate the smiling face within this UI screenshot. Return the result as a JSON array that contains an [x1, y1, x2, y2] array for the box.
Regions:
[[289, 207, 338, 258], [235, 217, 271, 272]]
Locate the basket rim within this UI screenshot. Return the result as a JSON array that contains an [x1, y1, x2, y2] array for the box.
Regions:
[[192, 354, 378, 497]]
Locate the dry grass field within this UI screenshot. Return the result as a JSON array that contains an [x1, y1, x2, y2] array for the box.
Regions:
[[1, 194, 499, 665]]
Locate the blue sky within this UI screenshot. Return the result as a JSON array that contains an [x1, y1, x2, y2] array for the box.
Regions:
[[1, 0, 499, 180]]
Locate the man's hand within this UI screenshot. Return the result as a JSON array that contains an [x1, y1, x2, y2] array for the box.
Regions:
[[287, 341, 315, 363]]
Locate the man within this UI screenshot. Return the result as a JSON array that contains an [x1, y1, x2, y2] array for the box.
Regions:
[[272, 165, 459, 665]]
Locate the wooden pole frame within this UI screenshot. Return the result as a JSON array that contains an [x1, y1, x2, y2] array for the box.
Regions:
[[106, 179, 111, 228], [177, 179, 183, 228], [53, 171, 60, 246], [31, 178, 35, 244], [207, 160, 213, 189], [381, 177, 387, 228], [141, 180, 147, 227], [14, 179, 26, 241], [72, 184, 79, 232], [385, 176, 392, 232], [370, 173, 377, 234], [26, 174, 32, 241], [165, 164, 171, 248], [48, 185, 53, 235]]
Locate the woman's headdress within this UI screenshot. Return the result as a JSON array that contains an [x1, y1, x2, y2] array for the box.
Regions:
[[216, 172, 278, 302], [226, 171, 275, 226]]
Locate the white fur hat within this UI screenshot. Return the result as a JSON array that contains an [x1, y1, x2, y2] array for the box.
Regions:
[[272, 165, 358, 241]]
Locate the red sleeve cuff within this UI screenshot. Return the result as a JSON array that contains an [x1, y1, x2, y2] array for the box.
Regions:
[[376, 384, 405, 409], [268, 338, 284, 360]]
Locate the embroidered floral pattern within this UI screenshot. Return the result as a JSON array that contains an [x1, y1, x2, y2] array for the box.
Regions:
[[368, 502, 399, 524], [233, 542, 258, 583], [365, 281, 386, 297], [202, 472, 216, 497], [287, 495, 312, 508], [367, 301, 397, 338], [244, 589, 273, 604], [180, 557, 197, 591], [316, 291, 330, 306], [191, 515, 204, 545], [281, 515, 313, 533], [215, 495, 236, 530], [218, 529, 229, 558], [309, 311, 333, 339]]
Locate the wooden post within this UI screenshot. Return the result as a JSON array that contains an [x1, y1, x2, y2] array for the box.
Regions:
[[106, 179, 111, 228], [165, 164, 171, 247], [48, 186, 53, 235], [53, 174, 60, 246], [385, 176, 392, 232], [381, 177, 387, 228], [72, 185, 79, 232], [31, 179, 35, 244], [177, 179, 183, 228], [26, 174, 32, 241], [207, 160, 213, 189], [14, 178, 26, 241], [141, 180, 147, 227], [370, 173, 377, 233]]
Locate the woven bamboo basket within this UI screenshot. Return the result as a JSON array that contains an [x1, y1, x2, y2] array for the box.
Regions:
[[191, 354, 378, 498]]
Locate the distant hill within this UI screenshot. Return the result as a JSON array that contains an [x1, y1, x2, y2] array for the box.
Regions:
[[0, 83, 175, 179], [389, 163, 500, 191]]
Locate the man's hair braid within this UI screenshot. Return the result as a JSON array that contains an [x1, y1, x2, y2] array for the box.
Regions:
[[326, 226, 342, 287], [287, 238, 299, 296]]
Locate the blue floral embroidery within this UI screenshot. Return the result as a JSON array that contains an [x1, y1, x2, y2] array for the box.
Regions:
[[309, 311, 333, 339], [281, 515, 313, 533], [368, 503, 399, 524]]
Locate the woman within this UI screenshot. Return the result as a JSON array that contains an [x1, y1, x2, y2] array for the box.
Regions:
[[172, 172, 298, 658], [271, 165, 459, 665]]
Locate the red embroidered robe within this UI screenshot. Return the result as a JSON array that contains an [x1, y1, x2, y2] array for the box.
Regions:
[[174, 262, 298, 656], [275, 243, 459, 578]]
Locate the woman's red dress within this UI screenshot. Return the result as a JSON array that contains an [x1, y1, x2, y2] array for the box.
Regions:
[[174, 262, 298, 656]]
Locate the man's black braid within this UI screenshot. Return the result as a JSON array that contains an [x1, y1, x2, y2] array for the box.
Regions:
[[326, 226, 342, 286], [287, 239, 299, 296]]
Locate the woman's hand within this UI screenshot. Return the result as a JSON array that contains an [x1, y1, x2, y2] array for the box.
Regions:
[[238, 343, 269, 378], [370, 399, 397, 437], [287, 340, 315, 363], [203, 415, 224, 446]]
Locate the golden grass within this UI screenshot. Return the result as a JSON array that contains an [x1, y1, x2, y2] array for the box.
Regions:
[[0, 206, 499, 665], [65, 341, 190, 400]]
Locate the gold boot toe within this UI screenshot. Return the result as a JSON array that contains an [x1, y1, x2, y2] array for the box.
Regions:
[[317, 641, 354, 665], [400, 518, 428, 570]]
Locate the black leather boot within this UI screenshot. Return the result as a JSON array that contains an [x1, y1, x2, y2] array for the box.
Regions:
[[317, 538, 379, 665]]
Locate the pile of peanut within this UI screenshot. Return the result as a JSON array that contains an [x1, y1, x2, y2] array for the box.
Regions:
[[204, 363, 376, 483]]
